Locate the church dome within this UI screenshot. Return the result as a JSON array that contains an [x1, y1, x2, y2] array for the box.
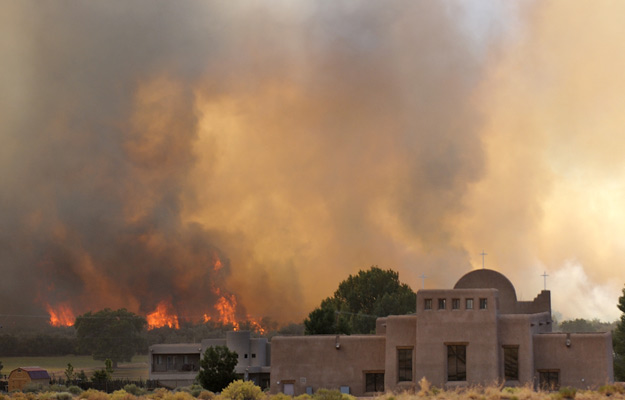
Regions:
[[454, 269, 517, 314]]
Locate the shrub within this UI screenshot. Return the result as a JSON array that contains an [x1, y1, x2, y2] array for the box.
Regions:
[[124, 384, 146, 397], [110, 389, 137, 400], [198, 391, 215, 400], [417, 377, 430, 395], [23, 383, 45, 393], [48, 385, 67, 393], [220, 380, 264, 400], [294, 394, 311, 400], [598, 385, 625, 396], [271, 394, 292, 400], [148, 389, 171, 400], [56, 392, 73, 400], [312, 389, 343, 400], [557, 387, 577, 399], [78, 388, 109, 400], [68, 386, 84, 395], [176, 385, 204, 398]]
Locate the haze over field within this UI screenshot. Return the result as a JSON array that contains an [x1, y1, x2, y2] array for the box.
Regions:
[[1, 1, 624, 326]]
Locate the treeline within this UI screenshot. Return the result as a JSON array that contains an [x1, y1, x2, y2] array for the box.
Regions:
[[0, 320, 305, 357], [0, 333, 86, 357]]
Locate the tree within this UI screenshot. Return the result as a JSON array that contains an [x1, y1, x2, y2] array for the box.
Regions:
[[64, 363, 75, 381], [197, 345, 239, 392], [304, 266, 417, 335], [74, 308, 146, 367], [614, 286, 625, 381]]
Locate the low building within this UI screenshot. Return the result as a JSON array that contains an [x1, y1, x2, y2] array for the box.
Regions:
[[8, 367, 50, 391], [149, 330, 271, 389], [270, 269, 614, 396]]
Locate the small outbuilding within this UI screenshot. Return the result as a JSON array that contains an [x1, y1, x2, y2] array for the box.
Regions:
[[8, 367, 50, 391]]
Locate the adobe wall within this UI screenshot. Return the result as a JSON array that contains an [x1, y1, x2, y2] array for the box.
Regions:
[[270, 335, 386, 396], [498, 312, 552, 386], [383, 315, 417, 391], [415, 288, 500, 388], [516, 291, 551, 315], [533, 332, 614, 388]]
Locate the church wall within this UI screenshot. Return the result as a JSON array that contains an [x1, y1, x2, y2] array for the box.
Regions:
[[414, 288, 500, 388], [533, 332, 614, 389], [498, 312, 551, 386], [383, 315, 417, 391], [270, 335, 386, 396]]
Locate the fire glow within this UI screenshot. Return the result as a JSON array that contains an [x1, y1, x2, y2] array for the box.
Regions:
[[146, 301, 180, 329], [46, 303, 75, 327]]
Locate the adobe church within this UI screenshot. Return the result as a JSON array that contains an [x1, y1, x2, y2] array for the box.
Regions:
[[270, 269, 614, 395]]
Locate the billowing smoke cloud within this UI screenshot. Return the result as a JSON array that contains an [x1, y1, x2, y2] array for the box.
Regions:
[[1, 1, 622, 327]]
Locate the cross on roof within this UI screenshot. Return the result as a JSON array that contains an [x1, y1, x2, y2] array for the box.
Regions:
[[542, 271, 549, 290], [480, 250, 487, 269], [419, 273, 428, 290]]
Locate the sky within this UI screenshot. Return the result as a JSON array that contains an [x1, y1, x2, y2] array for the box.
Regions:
[[1, 1, 624, 326]]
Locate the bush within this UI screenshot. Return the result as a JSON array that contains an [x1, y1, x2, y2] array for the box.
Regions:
[[124, 384, 146, 397], [22, 383, 45, 393], [294, 395, 311, 400], [220, 380, 264, 400], [598, 385, 625, 396], [312, 389, 343, 400], [176, 385, 204, 398], [56, 392, 73, 400], [557, 387, 577, 399], [48, 385, 67, 393], [68, 386, 84, 395], [198, 391, 215, 400], [271, 394, 292, 400], [79, 388, 109, 400], [110, 389, 137, 400]]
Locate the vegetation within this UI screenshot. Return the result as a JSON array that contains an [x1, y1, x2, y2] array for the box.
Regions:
[[614, 285, 625, 381], [75, 309, 147, 368], [305, 266, 416, 334], [220, 380, 263, 400], [196, 346, 238, 392]]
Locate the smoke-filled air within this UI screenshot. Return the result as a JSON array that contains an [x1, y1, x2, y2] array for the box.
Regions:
[[1, 1, 624, 328]]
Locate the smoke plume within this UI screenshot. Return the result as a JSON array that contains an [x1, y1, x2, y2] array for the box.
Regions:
[[1, 1, 623, 327]]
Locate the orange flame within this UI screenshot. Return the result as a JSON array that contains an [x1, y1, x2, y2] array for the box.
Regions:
[[213, 258, 223, 272], [46, 303, 75, 327], [216, 294, 239, 330], [147, 301, 180, 329]]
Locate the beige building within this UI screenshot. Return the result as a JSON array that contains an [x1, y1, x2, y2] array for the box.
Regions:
[[149, 330, 270, 389], [270, 269, 614, 396], [8, 367, 50, 392]]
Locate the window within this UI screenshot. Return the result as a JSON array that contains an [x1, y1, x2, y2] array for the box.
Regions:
[[424, 298, 433, 310], [539, 370, 559, 390], [447, 345, 467, 381], [466, 298, 473, 310], [365, 372, 384, 392], [479, 298, 488, 309], [452, 298, 460, 310], [252, 353, 256, 358], [503, 346, 519, 381], [244, 354, 248, 359], [397, 348, 413, 382], [438, 298, 446, 310]]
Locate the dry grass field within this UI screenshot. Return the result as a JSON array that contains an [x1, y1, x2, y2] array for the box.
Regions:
[[0, 356, 148, 380]]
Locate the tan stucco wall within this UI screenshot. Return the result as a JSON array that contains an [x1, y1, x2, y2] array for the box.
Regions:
[[498, 312, 552, 386], [533, 332, 614, 389], [415, 288, 500, 388], [383, 315, 417, 390], [270, 335, 386, 396]]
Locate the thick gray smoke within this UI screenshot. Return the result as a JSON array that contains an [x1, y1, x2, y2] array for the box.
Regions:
[[3, 1, 620, 326]]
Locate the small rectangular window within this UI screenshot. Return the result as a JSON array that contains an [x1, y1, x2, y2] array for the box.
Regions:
[[424, 298, 432, 310], [365, 372, 385, 392], [466, 299, 473, 310], [539, 370, 560, 390], [397, 348, 413, 382], [452, 298, 460, 310], [479, 298, 488, 309], [252, 353, 256, 358], [503, 346, 519, 381], [244, 354, 248, 359], [438, 298, 446, 310]]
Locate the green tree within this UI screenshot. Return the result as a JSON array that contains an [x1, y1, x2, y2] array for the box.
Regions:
[[614, 286, 625, 381], [64, 363, 75, 381], [197, 345, 239, 392], [304, 266, 416, 334], [74, 308, 146, 367]]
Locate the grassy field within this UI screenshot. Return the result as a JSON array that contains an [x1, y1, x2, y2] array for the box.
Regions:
[[0, 355, 148, 380]]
